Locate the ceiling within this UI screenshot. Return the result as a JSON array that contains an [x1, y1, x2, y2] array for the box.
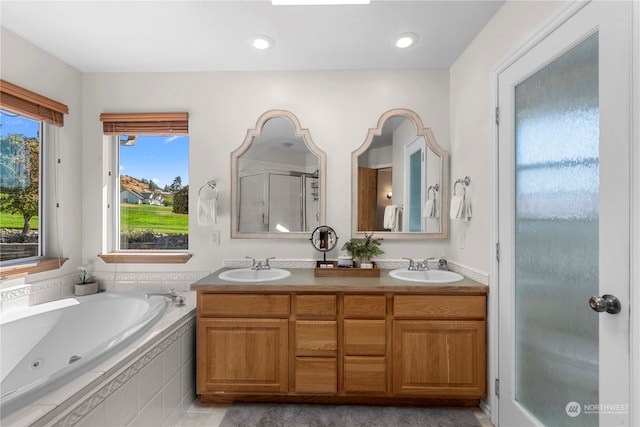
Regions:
[[0, 1, 504, 73]]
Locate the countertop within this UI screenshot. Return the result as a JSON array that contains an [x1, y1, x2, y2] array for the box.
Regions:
[[190, 267, 488, 295]]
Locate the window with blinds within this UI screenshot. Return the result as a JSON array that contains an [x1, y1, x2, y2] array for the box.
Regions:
[[101, 112, 190, 252], [0, 80, 68, 265]]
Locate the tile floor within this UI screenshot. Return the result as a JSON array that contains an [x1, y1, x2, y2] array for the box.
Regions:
[[174, 400, 494, 427]]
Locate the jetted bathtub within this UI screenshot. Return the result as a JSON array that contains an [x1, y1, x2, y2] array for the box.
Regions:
[[0, 292, 167, 416]]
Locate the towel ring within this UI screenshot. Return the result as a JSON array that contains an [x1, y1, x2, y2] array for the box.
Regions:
[[427, 184, 439, 200], [454, 176, 471, 197], [198, 180, 219, 201]]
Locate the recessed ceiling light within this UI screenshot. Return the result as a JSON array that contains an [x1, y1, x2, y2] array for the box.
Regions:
[[250, 35, 275, 50], [272, 0, 370, 5], [394, 32, 419, 49]]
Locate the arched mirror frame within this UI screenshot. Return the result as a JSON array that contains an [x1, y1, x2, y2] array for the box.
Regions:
[[231, 109, 327, 239], [351, 108, 449, 240]]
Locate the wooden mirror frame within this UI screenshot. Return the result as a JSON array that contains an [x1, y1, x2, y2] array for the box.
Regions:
[[231, 109, 326, 239], [351, 108, 449, 240]]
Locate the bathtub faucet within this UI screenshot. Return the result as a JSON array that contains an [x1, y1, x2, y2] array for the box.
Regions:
[[145, 289, 185, 306]]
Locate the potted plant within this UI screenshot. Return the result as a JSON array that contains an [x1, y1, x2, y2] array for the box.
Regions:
[[75, 266, 98, 296], [341, 234, 384, 268]]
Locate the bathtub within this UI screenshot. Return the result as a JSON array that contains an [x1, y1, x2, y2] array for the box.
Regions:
[[0, 292, 168, 418]]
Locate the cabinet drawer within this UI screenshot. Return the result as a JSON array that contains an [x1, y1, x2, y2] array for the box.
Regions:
[[295, 321, 337, 357], [344, 356, 387, 393], [295, 358, 337, 394], [394, 295, 485, 320], [344, 320, 386, 356], [295, 295, 336, 318], [344, 295, 386, 318], [199, 293, 290, 318]]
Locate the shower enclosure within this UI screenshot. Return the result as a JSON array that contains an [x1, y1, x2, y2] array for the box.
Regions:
[[238, 170, 319, 233]]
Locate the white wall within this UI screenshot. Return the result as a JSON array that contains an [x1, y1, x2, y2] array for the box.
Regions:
[[81, 70, 450, 274], [449, 1, 571, 419], [449, 0, 569, 274], [0, 28, 84, 282]]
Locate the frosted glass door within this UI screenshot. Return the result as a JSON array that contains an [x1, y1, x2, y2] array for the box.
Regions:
[[498, 2, 631, 426], [514, 33, 599, 427]]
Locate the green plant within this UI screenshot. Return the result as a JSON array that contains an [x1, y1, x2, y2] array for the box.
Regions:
[[341, 233, 384, 264], [77, 266, 94, 284]]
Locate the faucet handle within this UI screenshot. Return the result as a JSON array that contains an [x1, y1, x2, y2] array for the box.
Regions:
[[424, 257, 437, 270], [264, 257, 275, 269], [402, 257, 416, 270]]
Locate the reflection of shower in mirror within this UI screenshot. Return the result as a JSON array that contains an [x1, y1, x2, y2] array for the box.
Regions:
[[231, 110, 326, 239]]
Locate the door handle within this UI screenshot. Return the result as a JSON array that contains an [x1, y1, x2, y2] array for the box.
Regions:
[[588, 294, 621, 314]]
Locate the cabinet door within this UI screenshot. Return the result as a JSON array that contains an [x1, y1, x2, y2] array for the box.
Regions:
[[197, 318, 288, 393], [392, 320, 486, 398]]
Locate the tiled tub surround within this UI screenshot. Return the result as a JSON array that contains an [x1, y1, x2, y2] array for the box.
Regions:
[[0, 291, 197, 427], [0, 271, 210, 313]]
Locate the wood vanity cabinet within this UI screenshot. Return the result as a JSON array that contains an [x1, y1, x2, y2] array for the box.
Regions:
[[392, 295, 487, 398], [196, 294, 290, 394], [294, 295, 338, 394], [343, 295, 388, 394], [196, 288, 486, 405]]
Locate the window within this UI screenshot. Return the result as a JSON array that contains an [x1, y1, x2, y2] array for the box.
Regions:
[[0, 80, 68, 276], [0, 111, 42, 262], [100, 113, 190, 257]]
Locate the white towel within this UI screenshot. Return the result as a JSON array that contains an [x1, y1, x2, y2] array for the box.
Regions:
[[383, 205, 400, 231], [450, 195, 471, 221], [422, 198, 438, 218], [197, 197, 217, 226], [450, 195, 465, 220], [464, 197, 472, 222]]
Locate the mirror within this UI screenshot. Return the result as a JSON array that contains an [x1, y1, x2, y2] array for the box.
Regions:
[[309, 226, 338, 253], [231, 110, 326, 239], [351, 109, 449, 240]]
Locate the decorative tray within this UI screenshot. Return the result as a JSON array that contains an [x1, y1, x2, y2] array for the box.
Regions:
[[314, 261, 381, 277]]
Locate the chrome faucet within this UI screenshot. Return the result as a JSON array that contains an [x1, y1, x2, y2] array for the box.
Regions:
[[246, 256, 275, 270], [145, 289, 185, 306], [424, 257, 437, 270], [403, 257, 437, 271], [403, 257, 419, 271]]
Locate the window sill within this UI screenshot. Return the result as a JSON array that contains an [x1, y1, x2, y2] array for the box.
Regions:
[[0, 257, 69, 280], [98, 253, 193, 264]]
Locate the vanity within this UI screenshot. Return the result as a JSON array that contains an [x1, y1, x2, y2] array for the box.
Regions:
[[191, 268, 487, 406], [194, 107, 484, 405]]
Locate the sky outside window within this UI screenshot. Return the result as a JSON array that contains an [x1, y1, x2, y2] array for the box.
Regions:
[[120, 135, 189, 188]]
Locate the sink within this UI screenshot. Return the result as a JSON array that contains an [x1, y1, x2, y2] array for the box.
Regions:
[[389, 269, 464, 284], [218, 268, 291, 283]]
